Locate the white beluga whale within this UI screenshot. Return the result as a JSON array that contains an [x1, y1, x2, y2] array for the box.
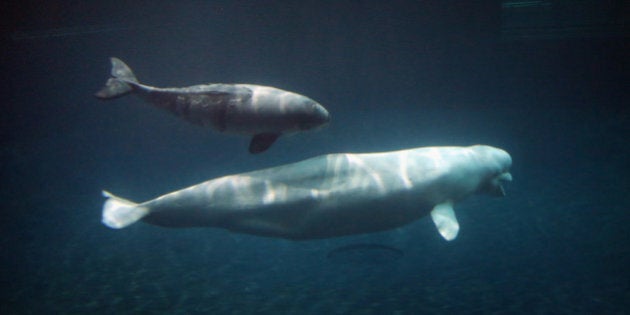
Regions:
[[102, 145, 512, 241], [95, 57, 330, 153]]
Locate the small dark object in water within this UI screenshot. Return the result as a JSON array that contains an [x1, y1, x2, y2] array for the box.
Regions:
[[326, 243, 404, 264]]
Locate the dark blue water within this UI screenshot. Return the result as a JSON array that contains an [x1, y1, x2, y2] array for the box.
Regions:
[[2, 2, 628, 314]]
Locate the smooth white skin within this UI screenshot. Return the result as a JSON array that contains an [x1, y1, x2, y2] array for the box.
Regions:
[[134, 145, 512, 239]]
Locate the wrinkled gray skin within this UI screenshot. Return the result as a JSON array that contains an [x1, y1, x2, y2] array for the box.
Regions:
[[96, 57, 330, 153]]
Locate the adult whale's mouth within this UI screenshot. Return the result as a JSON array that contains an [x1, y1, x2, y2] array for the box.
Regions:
[[495, 172, 513, 197], [481, 171, 512, 197], [498, 172, 513, 182]]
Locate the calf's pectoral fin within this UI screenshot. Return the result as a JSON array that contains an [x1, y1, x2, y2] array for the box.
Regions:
[[430, 201, 460, 241], [249, 133, 280, 154]]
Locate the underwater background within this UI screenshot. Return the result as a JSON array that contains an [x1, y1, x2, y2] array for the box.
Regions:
[[2, 1, 628, 314]]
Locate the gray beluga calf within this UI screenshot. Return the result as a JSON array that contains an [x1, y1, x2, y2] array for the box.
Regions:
[[102, 145, 512, 241], [95, 57, 330, 153]]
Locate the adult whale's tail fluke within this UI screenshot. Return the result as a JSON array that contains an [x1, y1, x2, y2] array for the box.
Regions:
[[101, 191, 148, 229], [95, 57, 139, 99]]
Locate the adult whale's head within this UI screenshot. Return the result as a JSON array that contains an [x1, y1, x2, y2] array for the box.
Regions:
[[471, 145, 513, 197]]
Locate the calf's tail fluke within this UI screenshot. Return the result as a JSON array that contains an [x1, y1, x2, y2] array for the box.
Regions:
[[95, 57, 139, 99], [102, 190, 148, 229]]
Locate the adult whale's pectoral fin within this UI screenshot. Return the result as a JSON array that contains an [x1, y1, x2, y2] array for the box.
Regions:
[[430, 201, 460, 241], [249, 133, 280, 154]]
